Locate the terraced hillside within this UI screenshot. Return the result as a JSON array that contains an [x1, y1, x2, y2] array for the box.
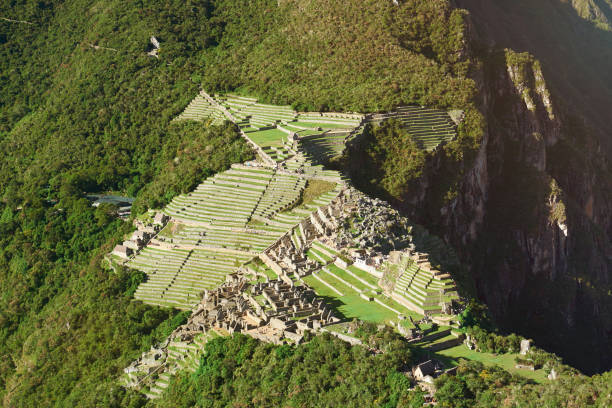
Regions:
[[298, 237, 461, 328], [389, 254, 459, 316], [217, 94, 296, 128], [174, 92, 364, 165], [371, 106, 458, 151], [122, 91, 471, 400], [396, 106, 457, 150], [130, 247, 253, 309], [302, 240, 417, 323], [127, 92, 360, 310], [163, 165, 275, 227], [127, 164, 343, 310], [298, 131, 350, 164], [283, 154, 346, 181], [174, 92, 225, 124], [174, 91, 457, 155], [129, 91, 463, 313]]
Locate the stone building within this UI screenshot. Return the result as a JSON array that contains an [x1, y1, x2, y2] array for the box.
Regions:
[[112, 244, 133, 259]]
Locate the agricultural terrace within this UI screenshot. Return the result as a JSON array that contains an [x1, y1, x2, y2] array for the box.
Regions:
[[128, 90, 355, 311], [297, 240, 466, 353], [301, 240, 420, 324], [128, 163, 344, 310], [129, 90, 460, 323]]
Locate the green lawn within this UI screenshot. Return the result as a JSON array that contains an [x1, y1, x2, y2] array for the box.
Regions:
[[327, 265, 368, 291], [374, 295, 422, 321], [347, 265, 380, 287], [336, 294, 398, 324], [260, 266, 278, 280], [292, 121, 354, 129], [306, 248, 332, 264], [303, 275, 398, 324], [435, 345, 550, 383], [246, 128, 287, 147]]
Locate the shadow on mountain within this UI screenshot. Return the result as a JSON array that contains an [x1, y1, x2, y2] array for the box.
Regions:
[[457, 0, 612, 150]]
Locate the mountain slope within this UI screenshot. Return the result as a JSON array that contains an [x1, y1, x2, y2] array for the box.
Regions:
[[444, 0, 612, 373], [567, 0, 612, 29], [1, 0, 611, 405], [0, 0, 483, 405], [455, 0, 612, 151], [339, 0, 612, 374]]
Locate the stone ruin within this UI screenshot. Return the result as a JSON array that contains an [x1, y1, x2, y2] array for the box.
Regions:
[[334, 190, 413, 253], [260, 187, 420, 283], [245, 279, 340, 344], [124, 272, 339, 392], [258, 189, 347, 279], [112, 211, 168, 261], [147, 36, 160, 58]]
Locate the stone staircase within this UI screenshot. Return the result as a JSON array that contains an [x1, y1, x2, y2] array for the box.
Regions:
[[392, 261, 459, 315]]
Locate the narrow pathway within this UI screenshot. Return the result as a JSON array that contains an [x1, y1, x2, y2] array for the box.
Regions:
[[1, 17, 34, 25]]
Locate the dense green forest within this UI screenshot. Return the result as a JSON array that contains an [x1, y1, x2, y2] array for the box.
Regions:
[[1, 0, 611, 406], [0, 2, 256, 404], [343, 120, 426, 202], [155, 332, 422, 408], [154, 332, 612, 408]]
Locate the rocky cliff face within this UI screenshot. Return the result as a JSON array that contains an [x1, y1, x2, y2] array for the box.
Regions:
[[427, 7, 612, 373], [340, 0, 612, 373], [568, 0, 612, 29]]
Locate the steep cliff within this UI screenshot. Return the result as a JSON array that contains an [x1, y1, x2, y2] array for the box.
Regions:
[[454, 50, 611, 374], [567, 0, 612, 30], [430, 3, 612, 373], [345, 1, 612, 374]]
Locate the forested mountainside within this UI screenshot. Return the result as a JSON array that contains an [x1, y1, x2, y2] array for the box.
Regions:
[[0, 0, 611, 406], [567, 0, 612, 29], [347, 0, 612, 374], [441, 0, 612, 374]]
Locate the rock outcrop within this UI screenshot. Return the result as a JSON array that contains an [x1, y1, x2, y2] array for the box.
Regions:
[[414, 4, 612, 373]]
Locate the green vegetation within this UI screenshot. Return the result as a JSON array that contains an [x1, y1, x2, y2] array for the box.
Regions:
[[434, 359, 612, 407], [463, 326, 522, 355], [345, 120, 426, 200], [567, 0, 612, 31], [245, 128, 288, 147], [296, 179, 337, 206], [154, 332, 423, 408], [1, 0, 610, 405], [199, 0, 478, 112], [0, 1, 253, 404], [436, 345, 549, 383], [153, 332, 612, 407]]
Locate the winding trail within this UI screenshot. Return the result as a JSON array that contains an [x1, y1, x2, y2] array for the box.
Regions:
[[1, 17, 34, 25]]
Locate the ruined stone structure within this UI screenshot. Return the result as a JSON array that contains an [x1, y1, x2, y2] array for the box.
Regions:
[[123, 274, 339, 397], [121, 92, 463, 398], [111, 211, 167, 263]]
